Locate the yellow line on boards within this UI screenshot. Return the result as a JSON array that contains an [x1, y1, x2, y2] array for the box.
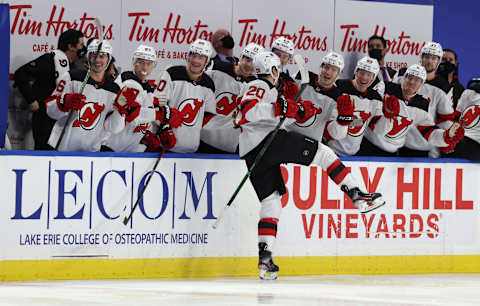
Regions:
[[1, 255, 480, 281]]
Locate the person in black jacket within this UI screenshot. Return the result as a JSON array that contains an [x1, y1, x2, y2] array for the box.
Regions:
[[13, 29, 85, 150]]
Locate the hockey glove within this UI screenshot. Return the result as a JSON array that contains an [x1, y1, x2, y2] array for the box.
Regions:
[[296, 99, 318, 123], [336, 94, 355, 126], [141, 130, 161, 152], [280, 78, 299, 100], [124, 100, 141, 123], [63, 93, 86, 111], [159, 125, 176, 150], [443, 122, 465, 146], [382, 94, 400, 119], [274, 96, 299, 118], [155, 105, 183, 128], [114, 87, 140, 115]]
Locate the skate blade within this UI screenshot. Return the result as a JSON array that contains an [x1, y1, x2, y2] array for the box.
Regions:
[[360, 197, 386, 214], [259, 269, 278, 280]]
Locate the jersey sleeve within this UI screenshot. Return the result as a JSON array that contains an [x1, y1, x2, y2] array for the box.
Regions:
[[434, 89, 455, 128], [323, 100, 348, 141], [368, 100, 394, 135], [413, 108, 447, 147], [45, 71, 74, 120], [236, 81, 277, 125]]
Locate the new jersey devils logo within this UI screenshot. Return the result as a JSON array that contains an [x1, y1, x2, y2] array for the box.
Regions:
[[294, 106, 322, 128], [461, 105, 480, 129], [216, 92, 238, 116], [179, 98, 204, 126], [348, 111, 371, 136], [387, 116, 413, 139], [72, 102, 105, 130], [133, 123, 150, 134]]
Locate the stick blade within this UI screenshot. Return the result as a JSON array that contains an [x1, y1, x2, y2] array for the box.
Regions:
[[293, 54, 309, 84], [94, 18, 103, 42]]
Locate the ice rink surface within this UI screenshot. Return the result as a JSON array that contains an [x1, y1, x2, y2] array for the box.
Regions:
[[1, 274, 480, 306]]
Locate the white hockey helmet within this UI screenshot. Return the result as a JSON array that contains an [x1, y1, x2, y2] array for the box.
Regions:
[[133, 45, 157, 62], [254, 51, 281, 76], [241, 43, 265, 60], [188, 39, 213, 60], [355, 56, 380, 78], [87, 39, 113, 56], [321, 51, 344, 72], [421, 41, 443, 58], [272, 37, 294, 56], [405, 64, 427, 83]]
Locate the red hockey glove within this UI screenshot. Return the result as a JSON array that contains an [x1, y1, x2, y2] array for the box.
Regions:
[[159, 126, 176, 150], [124, 100, 141, 123], [382, 94, 400, 119], [443, 122, 465, 145], [280, 78, 299, 100], [63, 93, 86, 111], [155, 105, 183, 128], [336, 94, 355, 126], [141, 131, 161, 152], [114, 87, 140, 115], [274, 96, 299, 118], [296, 99, 318, 123]]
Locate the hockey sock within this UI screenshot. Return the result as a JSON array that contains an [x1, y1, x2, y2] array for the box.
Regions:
[[258, 191, 282, 252], [311, 143, 360, 191]]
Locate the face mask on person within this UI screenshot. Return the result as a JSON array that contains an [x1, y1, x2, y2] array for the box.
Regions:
[[221, 35, 235, 49], [437, 61, 456, 77], [368, 48, 383, 61], [77, 45, 87, 58]]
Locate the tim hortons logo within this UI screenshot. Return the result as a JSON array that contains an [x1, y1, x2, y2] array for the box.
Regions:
[[179, 99, 204, 126], [339, 24, 426, 56], [10, 5, 114, 39], [72, 102, 105, 130], [127, 12, 212, 43], [237, 18, 328, 51]]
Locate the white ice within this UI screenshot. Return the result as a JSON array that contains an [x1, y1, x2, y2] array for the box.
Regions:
[[1, 274, 480, 306]]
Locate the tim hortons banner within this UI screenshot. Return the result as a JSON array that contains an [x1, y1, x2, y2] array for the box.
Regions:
[[334, 0, 433, 78], [1, 152, 479, 262]]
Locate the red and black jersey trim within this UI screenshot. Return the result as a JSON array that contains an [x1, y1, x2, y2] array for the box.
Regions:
[[417, 125, 438, 140], [167, 65, 215, 93]]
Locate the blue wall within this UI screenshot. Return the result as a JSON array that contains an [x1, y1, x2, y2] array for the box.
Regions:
[[360, 0, 479, 86]]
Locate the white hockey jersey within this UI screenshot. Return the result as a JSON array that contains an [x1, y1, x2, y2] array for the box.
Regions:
[[103, 71, 156, 152], [46, 69, 124, 151], [284, 71, 347, 142], [201, 61, 252, 152], [327, 79, 393, 156], [395, 71, 455, 152], [235, 78, 295, 156], [456, 89, 480, 145], [158, 66, 216, 153], [365, 82, 447, 152]]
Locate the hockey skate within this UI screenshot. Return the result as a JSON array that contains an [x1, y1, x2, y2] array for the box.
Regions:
[[258, 243, 279, 280], [341, 185, 385, 213]]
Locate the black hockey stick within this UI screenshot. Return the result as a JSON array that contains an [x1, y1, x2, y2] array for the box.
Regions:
[[212, 54, 310, 229], [122, 145, 168, 225], [55, 18, 103, 150]]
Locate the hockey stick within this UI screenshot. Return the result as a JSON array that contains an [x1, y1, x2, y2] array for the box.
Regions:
[[212, 54, 310, 229], [152, 64, 172, 106], [122, 145, 168, 225], [55, 18, 104, 150]]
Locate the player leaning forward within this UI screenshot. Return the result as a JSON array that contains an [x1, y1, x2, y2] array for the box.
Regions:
[[235, 51, 386, 280], [104, 45, 182, 152], [46, 40, 141, 151]]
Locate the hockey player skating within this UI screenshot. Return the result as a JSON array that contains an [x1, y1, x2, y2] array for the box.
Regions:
[[103, 45, 182, 152], [46, 40, 141, 151], [287, 51, 349, 142], [200, 42, 264, 153], [363, 64, 464, 156], [235, 51, 385, 280], [154, 39, 216, 153], [328, 56, 398, 156]]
